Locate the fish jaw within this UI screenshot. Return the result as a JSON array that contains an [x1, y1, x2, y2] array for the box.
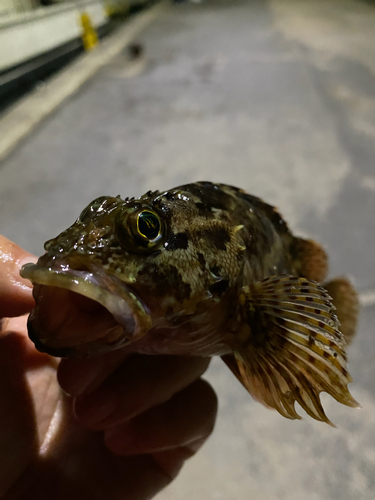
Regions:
[[20, 261, 152, 358]]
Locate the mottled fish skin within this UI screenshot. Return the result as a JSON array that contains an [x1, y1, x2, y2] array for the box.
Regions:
[[22, 181, 359, 424], [35, 182, 298, 355]]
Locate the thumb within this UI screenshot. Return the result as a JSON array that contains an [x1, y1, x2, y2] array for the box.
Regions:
[[0, 236, 37, 318]]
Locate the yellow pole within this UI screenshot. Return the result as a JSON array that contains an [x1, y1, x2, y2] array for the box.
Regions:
[[80, 12, 99, 51]]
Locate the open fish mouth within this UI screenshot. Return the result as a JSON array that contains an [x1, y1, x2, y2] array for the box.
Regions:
[[20, 261, 152, 358]]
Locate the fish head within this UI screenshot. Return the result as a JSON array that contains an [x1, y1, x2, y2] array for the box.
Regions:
[[21, 184, 245, 358]]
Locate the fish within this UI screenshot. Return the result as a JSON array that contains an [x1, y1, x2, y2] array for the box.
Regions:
[[20, 181, 360, 425]]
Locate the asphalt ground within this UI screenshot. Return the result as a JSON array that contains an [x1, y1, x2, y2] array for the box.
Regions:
[[1, 1, 375, 499]]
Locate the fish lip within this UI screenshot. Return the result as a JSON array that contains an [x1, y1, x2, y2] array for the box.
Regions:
[[20, 259, 152, 357], [27, 318, 74, 358]]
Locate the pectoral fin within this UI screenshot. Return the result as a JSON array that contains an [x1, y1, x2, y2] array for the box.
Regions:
[[231, 275, 359, 425]]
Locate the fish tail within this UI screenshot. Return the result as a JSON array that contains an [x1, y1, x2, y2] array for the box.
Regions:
[[323, 277, 359, 346], [290, 237, 328, 283]]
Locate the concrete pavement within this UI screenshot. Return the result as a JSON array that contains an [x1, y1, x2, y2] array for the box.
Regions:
[[1, 0, 374, 498]]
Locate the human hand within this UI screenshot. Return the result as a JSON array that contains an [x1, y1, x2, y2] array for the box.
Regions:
[[0, 236, 218, 500]]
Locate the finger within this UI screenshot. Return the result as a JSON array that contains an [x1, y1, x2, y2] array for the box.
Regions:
[[5, 393, 175, 500], [0, 332, 38, 496], [14, 452, 175, 500], [1, 315, 28, 336], [104, 379, 218, 455], [73, 355, 210, 429], [151, 437, 207, 480], [0, 235, 37, 318], [1, 315, 53, 367], [57, 349, 131, 397], [9, 395, 210, 499]]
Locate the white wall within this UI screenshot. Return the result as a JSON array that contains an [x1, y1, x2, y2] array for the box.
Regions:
[[0, 0, 18, 15], [0, 0, 40, 15], [0, 0, 107, 71]]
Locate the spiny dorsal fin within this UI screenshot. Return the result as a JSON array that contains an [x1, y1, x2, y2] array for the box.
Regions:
[[233, 275, 359, 426]]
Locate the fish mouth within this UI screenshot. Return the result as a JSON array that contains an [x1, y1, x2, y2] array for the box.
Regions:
[[20, 261, 152, 358]]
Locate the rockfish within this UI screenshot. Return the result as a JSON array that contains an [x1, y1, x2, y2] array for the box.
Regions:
[[21, 182, 360, 425]]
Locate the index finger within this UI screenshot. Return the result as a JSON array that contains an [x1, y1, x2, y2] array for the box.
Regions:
[[0, 235, 37, 318]]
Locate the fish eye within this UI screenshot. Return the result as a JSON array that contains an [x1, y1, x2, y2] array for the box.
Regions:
[[137, 211, 161, 241], [79, 196, 111, 223], [115, 207, 164, 254]]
